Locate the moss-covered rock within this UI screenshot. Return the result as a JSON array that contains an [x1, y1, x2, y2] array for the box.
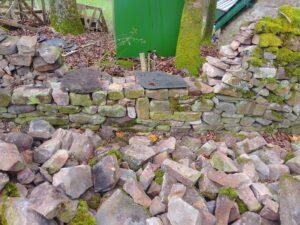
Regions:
[[92, 91, 107, 105], [70, 93, 92, 107], [98, 105, 126, 118], [259, 33, 283, 48], [69, 113, 105, 125], [172, 111, 202, 122], [0, 89, 11, 107]]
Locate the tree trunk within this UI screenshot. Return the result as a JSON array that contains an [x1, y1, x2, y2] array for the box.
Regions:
[[175, 0, 216, 76], [175, 0, 203, 76], [49, 0, 84, 35], [202, 0, 217, 42]]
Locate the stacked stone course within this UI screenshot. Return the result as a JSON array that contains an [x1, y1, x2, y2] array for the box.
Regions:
[[0, 16, 299, 134]]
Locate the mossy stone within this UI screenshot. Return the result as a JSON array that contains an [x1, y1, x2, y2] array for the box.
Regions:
[[259, 33, 283, 48], [69, 113, 105, 125], [58, 105, 81, 114], [92, 91, 107, 105], [108, 91, 124, 101], [0, 89, 11, 107], [98, 105, 126, 118], [136, 98, 150, 119], [172, 112, 201, 122], [70, 93, 92, 107], [124, 87, 145, 99], [37, 104, 58, 113], [150, 112, 171, 121]]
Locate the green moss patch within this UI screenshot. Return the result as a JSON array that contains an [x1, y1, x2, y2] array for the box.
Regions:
[[219, 187, 238, 200], [154, 169, 164, 185], [259, 33, 283, 48], [219, 187, 248, 214], [266, 94, 285, 105], [2, 182, 19, 197], [276, 48, 300, 66], [69, 200, 96, 225], [106, 149, 122, 161]]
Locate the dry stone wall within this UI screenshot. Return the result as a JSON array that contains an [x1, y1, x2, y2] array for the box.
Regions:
[[0, 7, 299, 134]]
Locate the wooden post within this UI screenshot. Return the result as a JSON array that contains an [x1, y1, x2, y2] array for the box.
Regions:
[[139, 53, 147, 72], [40, 0, 47, 24]]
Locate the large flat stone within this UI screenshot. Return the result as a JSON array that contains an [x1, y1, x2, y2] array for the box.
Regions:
[[137, 71, 187, 90], [121, 144, 156, 170], [96, 189, 150, 225], [61, 68, 109, 94], [162, 159, 201, 186], [53, 165, 93, 199], [4, 197, 57, 225]]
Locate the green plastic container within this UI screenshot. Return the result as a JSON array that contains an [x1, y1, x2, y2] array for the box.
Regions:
[[114, 0, 184, 58]]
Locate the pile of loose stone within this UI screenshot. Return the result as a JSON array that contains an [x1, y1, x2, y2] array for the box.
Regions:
[[0, 119, 299, 225], [201, 14, 299, 133], [0, 28, 67, 89]]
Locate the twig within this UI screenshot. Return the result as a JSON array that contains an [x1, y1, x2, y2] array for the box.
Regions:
[[0, 18, 38, 32], [280, 11, 292, 24], [62, 42, 96, 57]]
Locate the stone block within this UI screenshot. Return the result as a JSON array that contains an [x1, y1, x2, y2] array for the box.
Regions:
[[150, 100, 170, 112], [17, 36, 37, 56], [70, 93, 92, 106], [146, 89, 169, 100], [98, 105, 126, 118], [173, 112, 201, 122], [108, 83, 124, 100], [0, 36, 19, 55], [12, 86, 52, 105], [92, 91, 107, 105], [0, 88, 11, 107], [136, 98, 150, 119], [7, 54, 32, 66], [124, 84, 144, 99]]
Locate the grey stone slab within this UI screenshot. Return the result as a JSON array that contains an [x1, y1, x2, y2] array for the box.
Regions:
[[137, 71, 187, 90]]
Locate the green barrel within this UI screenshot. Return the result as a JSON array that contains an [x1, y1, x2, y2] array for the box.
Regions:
[[114, 0, 184, 58]]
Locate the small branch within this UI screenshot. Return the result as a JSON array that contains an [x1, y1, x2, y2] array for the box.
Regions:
[[0, 18, 38, 32], [280, 11, 292, 24], [62, 42, 96, 57]]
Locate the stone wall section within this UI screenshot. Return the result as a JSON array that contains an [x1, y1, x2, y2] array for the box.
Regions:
[[0, 23, 299, 134]]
